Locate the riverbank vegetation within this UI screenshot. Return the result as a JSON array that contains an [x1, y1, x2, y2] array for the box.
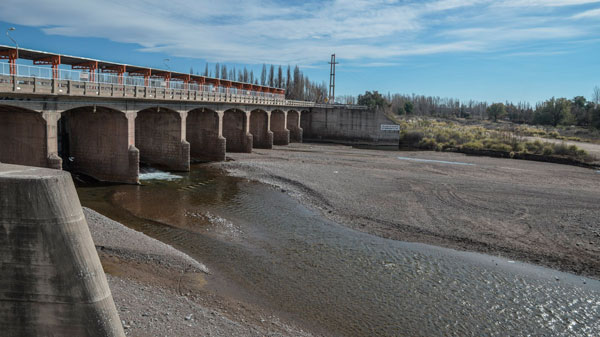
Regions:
[[394, 118, 598, 167], [351, 87, 600, 143]]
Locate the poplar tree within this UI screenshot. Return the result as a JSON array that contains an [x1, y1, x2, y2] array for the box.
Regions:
[[261, 64, 267, 85]]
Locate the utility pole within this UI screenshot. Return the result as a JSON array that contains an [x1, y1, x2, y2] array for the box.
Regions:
[[328, 54, 338, 104]]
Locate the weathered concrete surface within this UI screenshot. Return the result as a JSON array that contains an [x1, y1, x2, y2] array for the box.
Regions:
[[187, 108, 226, 161], [250, 110, 273, 149], [62, 107, 139, 184], [301, 107, 399, 145], [223, 109, 252, 153], [287, 110, 302, 143], [136, 108, 190, 171], [0, 164, 124, 337], [271, 110, 290, 145], [0, 107, 47, 167]]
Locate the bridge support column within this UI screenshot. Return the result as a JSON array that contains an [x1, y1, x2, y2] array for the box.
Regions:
[[42, 111, 63, 169], [250, 109, 273, 149], [271, 110, 290, 145], [223, 109, 252, 153], [62, 107, 139, 184], [187, 108, 226, 161], [288, 110, 303, 143], [136, 108, 190, 171]]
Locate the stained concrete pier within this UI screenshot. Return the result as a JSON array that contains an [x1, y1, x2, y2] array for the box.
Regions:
[[0, 164, 124, 336]]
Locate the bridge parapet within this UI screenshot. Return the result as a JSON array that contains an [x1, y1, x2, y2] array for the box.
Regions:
[[0, 74, 317, 107]]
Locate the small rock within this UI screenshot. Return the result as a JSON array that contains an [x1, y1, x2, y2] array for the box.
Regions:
[[185, 314, 193, 321]]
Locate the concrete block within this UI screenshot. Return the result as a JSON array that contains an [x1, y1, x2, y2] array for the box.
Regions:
[[0, 164, 124, 337]]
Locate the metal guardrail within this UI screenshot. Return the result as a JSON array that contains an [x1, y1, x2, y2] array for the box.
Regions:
[[0, 73, 317, 107], [0, 63, 283, 99]]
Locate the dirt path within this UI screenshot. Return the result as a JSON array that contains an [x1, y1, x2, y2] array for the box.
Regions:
[[220, 143, 600, 279]]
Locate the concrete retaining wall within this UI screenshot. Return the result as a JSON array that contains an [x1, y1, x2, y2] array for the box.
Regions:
[[0, 164, 124, 336], [301, 107, 399, 145]]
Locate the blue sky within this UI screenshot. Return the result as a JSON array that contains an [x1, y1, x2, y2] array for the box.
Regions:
[[0, 0, 599, 104]]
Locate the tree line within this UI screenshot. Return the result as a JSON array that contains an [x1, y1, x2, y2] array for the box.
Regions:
[[190, 63, 327, 102], [355, 87, 600, 129]]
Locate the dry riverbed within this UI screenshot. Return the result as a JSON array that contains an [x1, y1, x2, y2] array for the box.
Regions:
[[219, 143, 600, 279], [84, 207, 315, 337]]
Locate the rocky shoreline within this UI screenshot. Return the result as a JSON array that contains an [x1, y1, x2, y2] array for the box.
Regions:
[[84, 207, 315, 337]]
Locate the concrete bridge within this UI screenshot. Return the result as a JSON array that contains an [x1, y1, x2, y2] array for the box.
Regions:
[[0, 46, 311, 183]]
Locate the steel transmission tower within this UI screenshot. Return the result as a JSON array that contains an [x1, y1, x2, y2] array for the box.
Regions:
[[328, 54, 338, 104]]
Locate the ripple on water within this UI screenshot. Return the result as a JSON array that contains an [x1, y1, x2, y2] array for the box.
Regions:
[[79, 166, 600, 337]]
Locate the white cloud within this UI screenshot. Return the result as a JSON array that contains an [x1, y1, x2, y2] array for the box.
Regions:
[[495, 0, 600, 7], [0, 0, 597, 65], [572, 7, 600, 18]]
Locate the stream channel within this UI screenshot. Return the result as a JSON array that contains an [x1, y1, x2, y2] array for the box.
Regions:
[[77, 165, 600, 336]]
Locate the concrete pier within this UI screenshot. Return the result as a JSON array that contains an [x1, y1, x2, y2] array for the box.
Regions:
[[287, 110, 303, 143], [250, 109, 273, 149], [136, 108, 190, 171], [187, 108, 226, 161], [0, 164, 125, 337], [271, 110, 290, 145]]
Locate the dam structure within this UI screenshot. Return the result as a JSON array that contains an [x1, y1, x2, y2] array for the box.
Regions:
[[0, 45, 397, 183]]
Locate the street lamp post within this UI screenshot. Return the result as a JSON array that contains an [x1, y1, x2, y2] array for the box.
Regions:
[[6, 27, 18, 76], [6, 27, 18, 59]]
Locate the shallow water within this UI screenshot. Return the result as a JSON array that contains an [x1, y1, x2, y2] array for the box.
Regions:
[[77, 165, 600, 337]]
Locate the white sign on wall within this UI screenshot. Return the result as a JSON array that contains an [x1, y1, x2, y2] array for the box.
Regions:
[[380, 124, 400, 131]]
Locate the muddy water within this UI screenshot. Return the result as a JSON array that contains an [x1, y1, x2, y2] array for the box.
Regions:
[[77, 165, 600, 337]]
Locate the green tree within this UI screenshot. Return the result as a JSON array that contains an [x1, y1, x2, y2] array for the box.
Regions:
[[570, 96, 590, 126], [487, 103, 506, 122], [534, 97, 573, 126], [404, 101, 414, 115], [357, 91, 387, 109]]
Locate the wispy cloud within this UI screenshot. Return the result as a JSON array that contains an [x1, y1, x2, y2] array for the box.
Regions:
[[572, 7, 600, 17], [0, 0, 598, 65]]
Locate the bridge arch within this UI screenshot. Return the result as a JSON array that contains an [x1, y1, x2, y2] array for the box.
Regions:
[[270, 109, 289, 145], [136, 107, 189, 171], [60, 106, 139, 183], [223, 109, 252, 153], [187, 107, 225, 161], [0, 105, 49, 168], [287, 109, 303, 143], [250, 109, 273, 149]]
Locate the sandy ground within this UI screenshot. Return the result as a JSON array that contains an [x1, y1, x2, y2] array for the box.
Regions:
[[84, 207, 315, 337], [220, 143, 600, 279]]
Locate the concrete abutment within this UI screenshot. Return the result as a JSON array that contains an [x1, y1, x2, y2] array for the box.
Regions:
[[0, 163, 125, 336], [135, 108, 190, 171]]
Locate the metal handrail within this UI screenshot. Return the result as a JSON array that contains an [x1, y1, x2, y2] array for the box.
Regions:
[[0, 63, 285, 100]]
